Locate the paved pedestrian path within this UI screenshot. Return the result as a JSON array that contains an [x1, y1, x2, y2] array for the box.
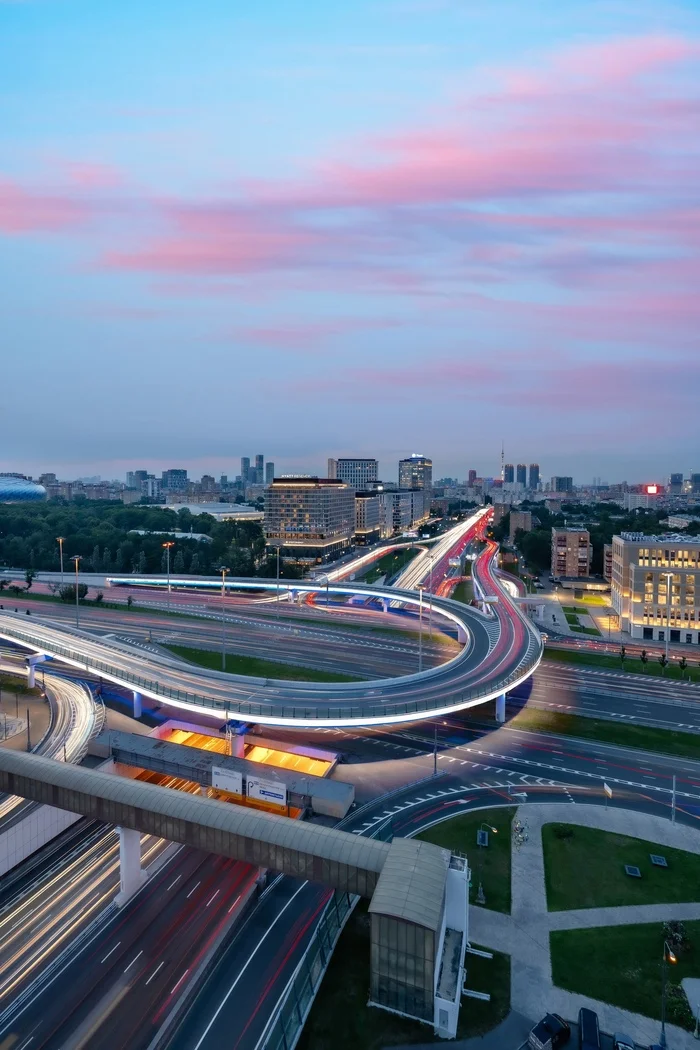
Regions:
[[471, 803, 700, 1049]]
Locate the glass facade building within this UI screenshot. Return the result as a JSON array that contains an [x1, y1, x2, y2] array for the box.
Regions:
[[264, 477, 355, 561]]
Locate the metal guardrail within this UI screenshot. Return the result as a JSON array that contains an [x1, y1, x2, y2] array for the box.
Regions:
[[0, 617, 543, 724]]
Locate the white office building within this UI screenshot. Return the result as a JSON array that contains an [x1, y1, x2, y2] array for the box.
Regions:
[[611, 532, 700, 644]]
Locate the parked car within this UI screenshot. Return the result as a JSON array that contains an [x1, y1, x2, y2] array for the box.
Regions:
[[578, 1007, 600, 1049], [612, 1035, 635, 1050], [528, 1013, 571, 1049]]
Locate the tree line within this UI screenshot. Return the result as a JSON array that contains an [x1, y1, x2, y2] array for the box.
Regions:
[[0, 501, 302, 579]]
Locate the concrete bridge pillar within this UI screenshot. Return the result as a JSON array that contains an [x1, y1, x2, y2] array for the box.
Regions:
[[495, 693, 506, 723], [381, 598, 389, 613], [115, 827, 148, 906], [26, 654, 47, 689], [132, 691, 142, 719], [456, 623, 468, 644]]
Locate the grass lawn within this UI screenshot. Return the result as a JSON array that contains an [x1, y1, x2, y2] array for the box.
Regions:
[[577, 593, 609, 606], [451, 580, 474, 604], [544, 647, 700, 683], [562, 606, 590, 615], [0, 672, 42, 698], [510, 706, 700, 761], [297, 901, 511, 1050], [163, 643, 362, 683], [551, 921, 700, 1029], [570, 624, 602, 636], [542, 823, 700, 910], [417, 808, 515, 914], [362, 547, 421, 584]]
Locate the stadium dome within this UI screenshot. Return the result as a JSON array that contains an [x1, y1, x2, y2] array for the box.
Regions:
[[0, 474, 46, 503]]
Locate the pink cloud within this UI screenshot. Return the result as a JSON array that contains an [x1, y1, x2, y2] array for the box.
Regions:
[[0, 178, 86, 233], [234, 316, 404, 349]]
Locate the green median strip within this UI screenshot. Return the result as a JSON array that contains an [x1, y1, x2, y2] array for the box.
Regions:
[[544, 647, 700, 683], [162, 643, 362, 683], [510, 706, 700, 762]]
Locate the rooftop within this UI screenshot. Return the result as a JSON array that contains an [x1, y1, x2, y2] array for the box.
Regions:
[[619, 532, 700, 544], [369, 837, 450, 932]]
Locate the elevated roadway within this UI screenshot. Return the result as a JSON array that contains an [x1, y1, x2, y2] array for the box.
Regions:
[[0, 567, 541, 727]]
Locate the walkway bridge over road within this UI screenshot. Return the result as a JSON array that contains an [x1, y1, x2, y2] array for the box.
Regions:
[[0, 748, 468, 1038]]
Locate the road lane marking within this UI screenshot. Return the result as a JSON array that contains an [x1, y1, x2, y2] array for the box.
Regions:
[[100, 942, 121, 964], [206, 890, 220, 908], [186, 881, 201, 899], [170, 969, 190, 995], [146, 961, 165, 985], [124, 950, 143, 972], [228, 894, 241, 914], [166, 874, 182, 891]]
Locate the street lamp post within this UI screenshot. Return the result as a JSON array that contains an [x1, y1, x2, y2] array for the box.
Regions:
[[220, 566, 230, 671], [663, 570, 673, 663], [70, 555, 81, 628], [162, 542, 174, 614], [428, 553, 434, 639], [275, 544, 281, 621], [660, 938, 678, 1047], [417, 585, 424, 672], [476, 823, 498, 905], [56, 537, 65, 586]]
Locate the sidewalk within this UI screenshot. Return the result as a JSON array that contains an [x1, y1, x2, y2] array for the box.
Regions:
[[472, 803, 700, 1049]]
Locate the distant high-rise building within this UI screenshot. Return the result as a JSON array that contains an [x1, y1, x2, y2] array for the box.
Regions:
[[516, 464, 527, 487], [327, 458, 338, 479], [468, 469, 477, 486], [528, 463, 540, 490], [668, 472, 684, 495], [161, 469, 188, 491], [399, 454, 432, 493], [265, 462, 275, 485], [503, 463, 515, 484], [692, 473, 700, 495], [254, 455, 264, 484], [551, 476, 573, 493], [126, 470, 148, 489], [240, 457, 250, 482], [335, 458, 378, 491]]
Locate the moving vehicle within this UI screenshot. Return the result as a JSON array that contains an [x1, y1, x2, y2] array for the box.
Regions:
[[578, 1008, 600, 1049], [612, 1035, 635, 1050], [528, 1012, 571, 1049]]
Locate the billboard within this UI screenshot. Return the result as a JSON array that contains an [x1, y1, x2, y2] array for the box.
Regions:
[[211, 766, 243, 796], [247, 775, 287, 807]]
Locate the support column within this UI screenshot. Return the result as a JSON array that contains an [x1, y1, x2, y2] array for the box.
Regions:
[[26, 654, 47, 690], [132, 691, 142, 719], [381, 598, 389, 613], [115, 827, 148, 906], [495, 693, 506, 723], [456, 624, 468, 644]]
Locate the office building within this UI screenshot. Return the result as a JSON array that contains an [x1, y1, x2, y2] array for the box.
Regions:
[[334, 458, 378, 492], [265, 462, 275, 485], [327, 458, 338, 479], [551, 527, 591, 578], [692, 474, 700, 495], [516, 464, 527, 487], [551, 476, 573, 493], [161, 469, 188, 492], [398, 454, 432, 493], [264, 477, 355, 561], [503, 463, 515, 485], [240, 457, 250, 483], [528, 464, 540, 490], [509, 510, 533, 543], [126, 470, 149, 490], [254, 455, 264, 484], [468, 469, 477, 486], [354, 493, 382, 545], [603, 543, 613, 582], [668, 473, 684, 496], [611, 533, 700, 643]]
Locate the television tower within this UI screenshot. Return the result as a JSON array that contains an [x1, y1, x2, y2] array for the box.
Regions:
[[500, 440, 504, 482]]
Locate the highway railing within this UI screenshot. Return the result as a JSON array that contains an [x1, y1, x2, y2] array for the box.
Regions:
[[0, 608, 542, 724]]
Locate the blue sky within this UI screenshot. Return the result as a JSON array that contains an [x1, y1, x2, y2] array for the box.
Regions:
[[1, 0, 699, 484]]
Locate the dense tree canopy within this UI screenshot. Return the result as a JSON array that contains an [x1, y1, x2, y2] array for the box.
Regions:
[[0, 501, 301, 579]]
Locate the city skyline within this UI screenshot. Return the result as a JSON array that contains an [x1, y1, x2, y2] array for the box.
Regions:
[[2, 0, 699, 479]]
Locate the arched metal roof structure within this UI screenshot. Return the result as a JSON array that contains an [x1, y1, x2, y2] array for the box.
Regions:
[[0, 474, 46, 503]]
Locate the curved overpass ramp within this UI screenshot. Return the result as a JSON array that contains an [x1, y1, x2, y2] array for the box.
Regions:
[[0, 571, 541, 728]]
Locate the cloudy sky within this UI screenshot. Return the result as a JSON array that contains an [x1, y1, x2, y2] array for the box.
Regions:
[[1, 0, 698, 485]]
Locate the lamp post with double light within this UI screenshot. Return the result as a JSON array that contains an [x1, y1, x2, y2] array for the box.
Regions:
[[663, 570, 674, 662], [417, 584, 424, 672], [162, 541, 174, 614], [56, 537, 65, 586], [70, 555, 81, 628], [220, 566, 229, 671]]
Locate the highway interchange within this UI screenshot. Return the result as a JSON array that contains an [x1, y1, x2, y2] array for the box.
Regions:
[[2, 511, 700, 1048]]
